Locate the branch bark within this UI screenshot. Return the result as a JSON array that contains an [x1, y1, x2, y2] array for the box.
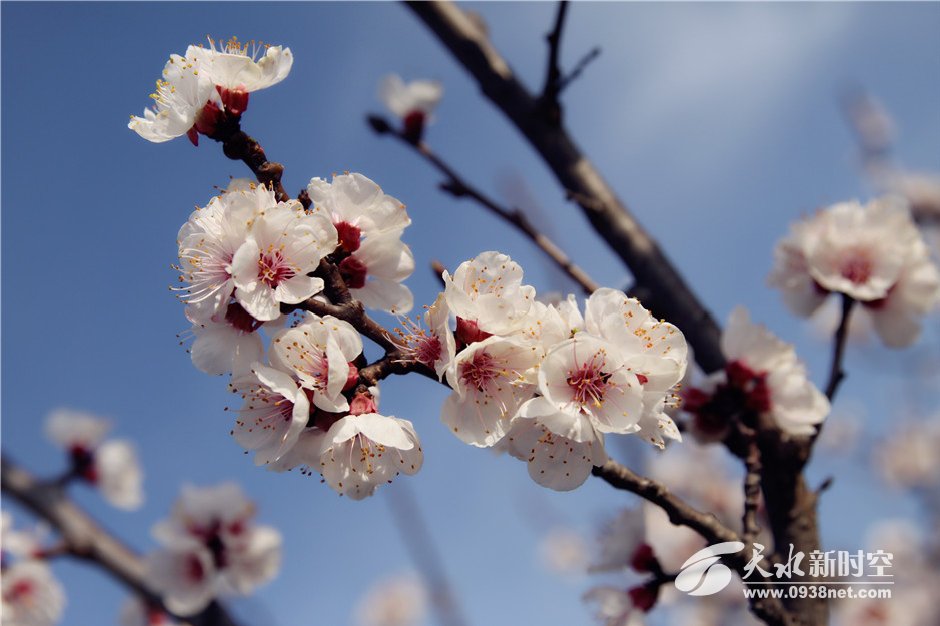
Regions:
[[405, 0, 726, 374], [1, 455, 241, 626]]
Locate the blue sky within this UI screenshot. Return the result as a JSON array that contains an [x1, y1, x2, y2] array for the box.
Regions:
[[2, 2, 939, 625]]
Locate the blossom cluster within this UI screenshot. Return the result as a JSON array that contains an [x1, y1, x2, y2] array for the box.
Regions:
[[1, 514, 66, 626], [769, 195, 940, 347], [682, 307, 830, 440], [399, 252, 689, 491], [176, 173, 420, 499], [145, 483, 281, 616], [129, 37, 293, 144]]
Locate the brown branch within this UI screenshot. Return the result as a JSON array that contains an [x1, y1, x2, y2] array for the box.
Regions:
[[742, 437, 763, 545], [368, 115, 601, 295], [539, 0, 569, 119], [207, 115, 290, 203], [824, 294, 854, 401], [1, 455, 241, 626], [405, 0, 726, 374], [591, 460, 793, 626], [289, 296, 398, 355]]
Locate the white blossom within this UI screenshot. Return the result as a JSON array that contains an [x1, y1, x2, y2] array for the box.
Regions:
[[230, 200, 337, 321], [589, 508, 646, 573], [306, 173, 411, 244], [442, 336, 540, 447], [230, 363, 311, 467], [269, 313, 362, 413], [539, 528, 589, 575], [318, 413, 423, 500], [443, 251, 536, 339], [43, 410, 143, 510], [1, 560, 66, 626], [177, 180, 271, 323], [200, 37, 293, 93], [129, 47, 214, 143], [147, 483, 281, 615], [770, 196, 940, 347], [395, 293, 456, 380], [683, 308, 829, 436], [118, 598, 182, 626], [582, 587, 646, 626], [378, 74, 443, 120]]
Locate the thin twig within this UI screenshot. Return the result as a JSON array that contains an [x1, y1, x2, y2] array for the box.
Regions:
[[540, 1, 569, 108], [824, 294, 855, 401], [1, 455, 241, 626], [369, 116, 601, 295]]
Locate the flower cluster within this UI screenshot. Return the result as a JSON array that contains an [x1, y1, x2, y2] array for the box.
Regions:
[[769, 196, 940, 347], [405, 252, 688, 491], [44, 409, 143, 510], [682, 307, 830, 440], [129, 37, 293, 144], [1, 513, 66, 626], [145, 483, 281, 616]]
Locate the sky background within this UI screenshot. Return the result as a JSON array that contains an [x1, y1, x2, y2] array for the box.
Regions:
[[2, 2, 939, 625]]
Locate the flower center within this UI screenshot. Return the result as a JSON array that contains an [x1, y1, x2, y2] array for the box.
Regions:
[[258, 250, 295, 288], [334, 221, 362, 253], [455, 317, 492, 348], [459, 351, 498, 392], [224, 301, 263, 334], [566, 360, 611, 407], [69, 445, 98, 483], [339, 256, 368, 289], [840, 249, 874, 285]]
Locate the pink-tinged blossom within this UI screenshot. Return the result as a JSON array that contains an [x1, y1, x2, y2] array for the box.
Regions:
[[128, 47, 214, 143], [378, 74, 443, 142], [44, 410, 143, 510], [147, 484, 281, 615], [395, 293, 456, 379], [306, 173, 411, 243], [176, 180, 273, 323], [230, 363, 311, 467], [583, 289, 687, 449], [318, 413, 423, 500], [269, 313, 362, 413], [770, 196, 940, 347], [506, 398, 608, 491], [230, 200, 337, 321], [442, 336, 540, 447], [185, 302, 264, 377], [538, 335, 644, 434], [339, 232, 415, 314], [1, 560, 66, 626], [684, 308, 829, 437], [443, 252, 536, 341]]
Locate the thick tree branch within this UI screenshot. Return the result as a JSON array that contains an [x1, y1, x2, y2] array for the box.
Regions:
[[742, 437, 763, 545], [368, 115, 600, 294], [405, 0, 726, 374], [1, 455, 241, 626]]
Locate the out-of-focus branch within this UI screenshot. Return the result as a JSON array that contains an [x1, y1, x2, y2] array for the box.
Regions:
[[741, 437, 763, 545], [368, 115, 601, 295], [1, 455, 240, 626], [538, 0, 569, 119], [824, 294, 855, 402], [405, 0, 726, 374], [385, 483, 470, 626], [591, 459, 792, 626]]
